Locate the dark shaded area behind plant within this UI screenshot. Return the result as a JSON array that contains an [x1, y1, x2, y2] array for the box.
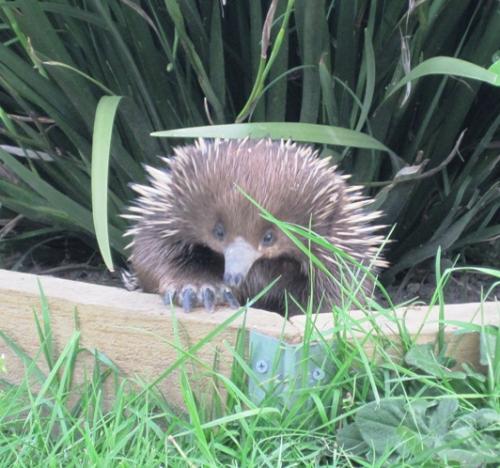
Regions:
[[0, 1, 499, 279]]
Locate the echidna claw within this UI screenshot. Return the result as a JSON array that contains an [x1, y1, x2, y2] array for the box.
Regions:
[[163, 290, 175, 306], [181, 287, 197, 313], [223, 290, 240, 309], [161, 284, 238, 312], [202, 286, 216, 312]]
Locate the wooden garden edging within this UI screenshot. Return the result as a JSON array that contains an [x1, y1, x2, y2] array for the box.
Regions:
[[0, 269, 498, 407]]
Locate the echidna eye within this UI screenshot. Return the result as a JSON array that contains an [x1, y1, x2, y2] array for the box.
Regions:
[[261, 229, 275, 247], [213, 222, 225, 241]]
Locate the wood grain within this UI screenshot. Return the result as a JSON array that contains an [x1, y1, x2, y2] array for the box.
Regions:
[[0, 269, 300, 407]]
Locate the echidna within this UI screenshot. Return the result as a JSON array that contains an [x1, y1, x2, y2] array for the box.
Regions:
[[124, 138, 386, 315]]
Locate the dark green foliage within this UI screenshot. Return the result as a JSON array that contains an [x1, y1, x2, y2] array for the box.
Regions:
[[338, 397, 500, 465], [338, 341, 500, 465], [0, 1, 499, 276]]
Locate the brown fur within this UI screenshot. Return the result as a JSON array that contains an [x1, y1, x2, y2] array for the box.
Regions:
[[124, 138, 386, 315]]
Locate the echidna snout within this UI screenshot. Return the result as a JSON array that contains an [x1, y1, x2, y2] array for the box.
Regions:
[[222, 237, 261, 288]]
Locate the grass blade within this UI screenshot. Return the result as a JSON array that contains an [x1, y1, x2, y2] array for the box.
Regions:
[[386, 56, 500, 100], [91, 95, 123, 271]]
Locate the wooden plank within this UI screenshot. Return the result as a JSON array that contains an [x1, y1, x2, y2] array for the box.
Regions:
[[0, 269, 301, 407], [291, 302, 499, 367], [1, 269, 498, 406]]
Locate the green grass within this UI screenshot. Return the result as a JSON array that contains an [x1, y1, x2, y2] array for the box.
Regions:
[[1, 263, 498, 466]]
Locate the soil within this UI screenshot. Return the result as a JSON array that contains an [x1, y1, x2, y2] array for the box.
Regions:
[[2, 236, 124, 288], [382, 267, 499, 305], [17, 263, 124, 288]]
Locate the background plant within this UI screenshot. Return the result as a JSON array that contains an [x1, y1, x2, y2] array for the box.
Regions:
[[0, 0, 499, 281]]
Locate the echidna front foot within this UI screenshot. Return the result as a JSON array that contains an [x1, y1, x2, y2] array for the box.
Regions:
[[161, 281, 239, 313]]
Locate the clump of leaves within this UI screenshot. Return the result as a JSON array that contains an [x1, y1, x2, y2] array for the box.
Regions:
[[338, 343, 500, 466], [339, 397, 500, 466]]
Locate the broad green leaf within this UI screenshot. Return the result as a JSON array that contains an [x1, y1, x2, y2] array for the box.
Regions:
[[208, 0, 226, 109], [429, 398, 458, 436], [297, 0, 325, 123], [355, 27, 375, 132], [458, 408, 500, 430], [488, 58, 500, 76], [404, 344, 466, 379], [152, 123, 393, 153], [354, 399, 408, 454], [91, 95, 123, 271], [438, 448, 496, 466], [318, 59, 337, 125], [386, 56, 500, 99], [479, 326, 498, 367], [336, 423, 369, 455], [265, 0, 290, 121]]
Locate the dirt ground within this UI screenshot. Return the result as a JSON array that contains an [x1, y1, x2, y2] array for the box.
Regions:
[[382, 268, 499, 305], [5, 249, 498, 307], [3, 232, 498, 305]]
